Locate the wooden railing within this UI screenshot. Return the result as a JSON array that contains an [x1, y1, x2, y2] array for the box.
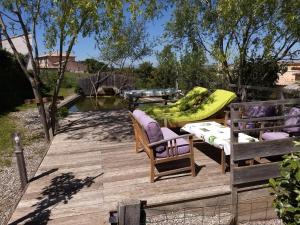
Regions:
[[228, 84, 285, 101], [229, 98, 300, 223]]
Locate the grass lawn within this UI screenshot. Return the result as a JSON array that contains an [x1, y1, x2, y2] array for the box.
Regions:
[[15, 103, 37, 111], [59, 87, 75, 98], [0, 72, 83, 167], [0, 114, 19, 167]]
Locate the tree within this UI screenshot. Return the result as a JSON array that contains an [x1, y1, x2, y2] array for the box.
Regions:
[[0, 0, 51, 141], [166, 0, 300, 86], [154, 45, 178, 88], [44, 0, 103, 132], [178, 48, 209, 91], [135, 61, 156, 88], [83, 58, 108, 73], [98, 18, 152, 69]]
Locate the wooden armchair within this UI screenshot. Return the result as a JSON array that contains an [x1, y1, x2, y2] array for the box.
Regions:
[[129, 111, 196, 183]]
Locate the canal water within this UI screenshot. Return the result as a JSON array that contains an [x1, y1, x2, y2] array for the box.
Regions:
[[68, 96, 128, 112]]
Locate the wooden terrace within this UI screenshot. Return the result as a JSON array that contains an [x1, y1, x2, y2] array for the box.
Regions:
[[8, 109, 276, 224]]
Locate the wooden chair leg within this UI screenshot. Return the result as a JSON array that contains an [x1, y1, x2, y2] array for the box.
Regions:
[[221, 149, 226, 174], [150, 161, 155, 183], [189, 138, 196, 177], [191, 156, 196, 177], [135, 140, 143, 153]]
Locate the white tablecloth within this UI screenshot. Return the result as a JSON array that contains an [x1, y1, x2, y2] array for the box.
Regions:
[[181, 121, 258, 155]]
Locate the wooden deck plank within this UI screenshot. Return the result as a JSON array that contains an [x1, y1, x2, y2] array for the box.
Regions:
[[9, 110, 233, 225]]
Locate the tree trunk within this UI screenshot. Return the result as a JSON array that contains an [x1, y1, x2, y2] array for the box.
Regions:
[[0, 29, 2, 49], [31, 82, 51, 142]]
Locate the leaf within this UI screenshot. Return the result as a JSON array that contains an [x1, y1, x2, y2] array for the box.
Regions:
[[296, 170, 300, 182], [269, 178, 277, 188]]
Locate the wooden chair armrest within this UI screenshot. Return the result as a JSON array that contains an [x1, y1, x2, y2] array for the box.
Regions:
[[148, 134, 194, 147]]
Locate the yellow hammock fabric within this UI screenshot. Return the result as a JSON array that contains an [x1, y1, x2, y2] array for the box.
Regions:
[[158, 89, 237, 126], [144, 86, 208, 115]]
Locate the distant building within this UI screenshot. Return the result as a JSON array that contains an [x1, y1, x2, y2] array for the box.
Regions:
[[1, 34, 33, 70], [277, 61, 300, 86], [1, 34, 32, 55], [38, 52, 87, 73]]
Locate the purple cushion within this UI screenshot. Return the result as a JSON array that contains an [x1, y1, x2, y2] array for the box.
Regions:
[[155, 127, 190, 158], [133, 109, 146, 122], [283, 107, 300, 133], [138, 113, 165, 152], [262, 132, 289, 140], [245, 105, 276, 118]]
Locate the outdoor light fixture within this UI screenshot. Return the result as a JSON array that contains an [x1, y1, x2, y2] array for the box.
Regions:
[[13, 132, 21, 145]]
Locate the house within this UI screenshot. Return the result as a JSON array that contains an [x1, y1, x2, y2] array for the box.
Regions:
[[277, 61, 300, 86], [1, 34, 32, 55], [38, 52, 88, 73], [1, 34, 33, 70]]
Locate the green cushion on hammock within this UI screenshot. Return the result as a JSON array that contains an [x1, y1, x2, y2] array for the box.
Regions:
[[143, 86, 208, 115]]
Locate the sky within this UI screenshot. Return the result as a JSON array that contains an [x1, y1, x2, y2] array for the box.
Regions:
[[37, 9, 172, 67]]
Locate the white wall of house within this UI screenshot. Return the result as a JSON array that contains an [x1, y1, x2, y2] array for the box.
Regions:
[[2, 34, 32, 55], [1, 34, 33, 70]]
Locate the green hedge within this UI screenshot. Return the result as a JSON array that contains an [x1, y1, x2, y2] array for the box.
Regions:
[[0, 49, 33, 113]]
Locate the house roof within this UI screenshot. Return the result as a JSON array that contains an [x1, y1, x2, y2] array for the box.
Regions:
[[38, 52, 75, 58]]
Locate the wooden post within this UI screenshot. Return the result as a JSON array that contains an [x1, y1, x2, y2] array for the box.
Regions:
[[118, 199, 141, 225], [230, 105, 240, 225], [13, 133, 28, 189]]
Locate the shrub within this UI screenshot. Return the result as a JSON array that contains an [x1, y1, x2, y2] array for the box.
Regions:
[[57, 107, 69, 118], [269, 150, 300, 225], [0, 49, 34, 112]]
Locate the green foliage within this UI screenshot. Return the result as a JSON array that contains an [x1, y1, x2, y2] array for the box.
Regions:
[[0, 49, 34, 112], [166, 0, 300, 84], [57, 107, 69, 118], [153, 45, 178, 88], [134, 62, 156, 89], [178, 48, 218, 90], [98, 18, 152, 68], [83, 59, 108, 73], [0, 114, 17, 167], [233, 59, 287, 87], [40, 70, 85, 94], [269, 151, 300, 225]]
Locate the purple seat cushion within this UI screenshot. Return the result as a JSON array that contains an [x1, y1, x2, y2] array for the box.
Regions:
[[155, 127, 190, 158], [283, 107, 300, 133], [245, 105, 276, 118], [262, 132, 289, 140], [137, 113, 165, 152]]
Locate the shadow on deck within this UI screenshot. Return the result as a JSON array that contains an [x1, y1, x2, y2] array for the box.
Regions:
[[8, 110, 272, 225]]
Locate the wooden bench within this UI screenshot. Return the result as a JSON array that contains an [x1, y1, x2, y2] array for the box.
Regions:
[[129, 111, 196, 182]]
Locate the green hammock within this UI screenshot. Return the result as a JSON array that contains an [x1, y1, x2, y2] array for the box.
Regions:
[[143, 86, 208, 115], [155, 89, 237, 127]]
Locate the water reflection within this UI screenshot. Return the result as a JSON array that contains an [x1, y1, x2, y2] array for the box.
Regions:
[[69, 96, 127, 112]]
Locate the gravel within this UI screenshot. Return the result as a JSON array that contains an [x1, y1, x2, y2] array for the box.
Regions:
[[0, 109, 49, 225], [145, 212, 232, 225], [145, 211, 283, 225], [239, 219, 283, 225]]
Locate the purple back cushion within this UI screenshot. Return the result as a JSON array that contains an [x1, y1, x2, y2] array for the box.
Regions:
[[245, 105, 276, 118], [138, 114, 165, 152], [133, 109, 146, 121], [283, 107, 300, 133]]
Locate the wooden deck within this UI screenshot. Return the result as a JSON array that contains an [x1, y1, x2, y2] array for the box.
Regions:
[[9, 110, 233, 224]]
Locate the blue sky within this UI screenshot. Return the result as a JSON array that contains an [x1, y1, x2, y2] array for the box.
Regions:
[[38, 10, 172, 66]]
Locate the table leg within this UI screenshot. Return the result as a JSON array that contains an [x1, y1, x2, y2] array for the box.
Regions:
[[221, 149, 226, 174]]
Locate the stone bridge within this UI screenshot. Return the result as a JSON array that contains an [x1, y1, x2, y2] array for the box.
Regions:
[[77, 72, 135, 96]]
